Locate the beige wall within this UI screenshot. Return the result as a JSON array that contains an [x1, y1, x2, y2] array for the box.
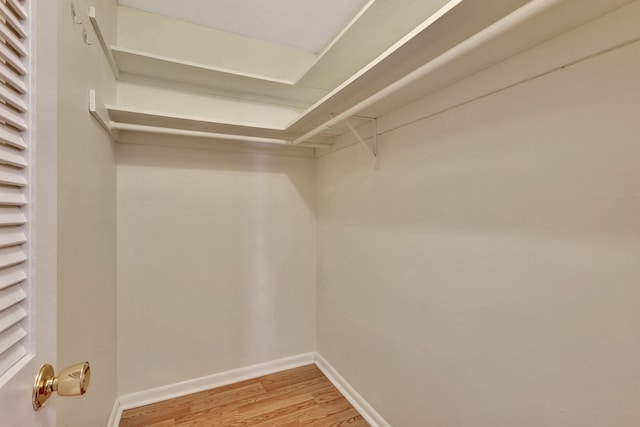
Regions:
[[57, 0, 118, 425], [116, 144, 316, 394], [316, 16, 640, 427]]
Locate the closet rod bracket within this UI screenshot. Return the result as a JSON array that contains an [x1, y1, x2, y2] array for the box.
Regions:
[[345, 117, 380, 170]]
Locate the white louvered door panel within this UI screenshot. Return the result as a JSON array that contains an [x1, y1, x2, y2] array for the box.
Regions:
[[0, 0, 54, 422], [0, 0, 29, 381]]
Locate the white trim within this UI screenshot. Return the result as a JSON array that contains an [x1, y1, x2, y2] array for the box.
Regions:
[[117, 352, 315, 412], [106, 398, 121, 427], [107, 352, 390, 427], [314, 353, 391, 427]]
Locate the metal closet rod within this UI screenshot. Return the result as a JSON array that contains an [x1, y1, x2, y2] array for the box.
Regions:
[[292, 0, 563, 145]]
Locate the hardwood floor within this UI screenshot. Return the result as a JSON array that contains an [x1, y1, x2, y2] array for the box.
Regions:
[[119, 364, 370, 427]]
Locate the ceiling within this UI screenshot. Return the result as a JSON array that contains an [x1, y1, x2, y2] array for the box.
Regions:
[[117, 0, 368, 53]]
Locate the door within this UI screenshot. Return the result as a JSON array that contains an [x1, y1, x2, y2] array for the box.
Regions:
[[0, 0, 58, 425]]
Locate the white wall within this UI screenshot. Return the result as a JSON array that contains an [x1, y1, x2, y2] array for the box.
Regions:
[[316, 13, 640, 427], [116, 144, 316, 394], [57, 0, 118, 425]]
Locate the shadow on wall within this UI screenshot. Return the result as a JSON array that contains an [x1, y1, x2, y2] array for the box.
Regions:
[[116, 140, 316, 213]]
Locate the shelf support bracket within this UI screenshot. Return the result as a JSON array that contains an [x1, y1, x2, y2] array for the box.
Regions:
[[88, 89, 119, 141], [88, 6, 120, 78], [345, 117, 380, 170]]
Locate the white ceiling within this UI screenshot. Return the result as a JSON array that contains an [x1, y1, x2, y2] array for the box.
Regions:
[[117, 0, 368, 53]]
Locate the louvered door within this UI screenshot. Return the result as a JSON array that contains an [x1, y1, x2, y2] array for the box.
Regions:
[[0, 0, 29, 382], [0, 0, 56, 423]]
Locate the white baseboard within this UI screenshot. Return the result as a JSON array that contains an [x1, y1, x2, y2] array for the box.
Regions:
[[314, 353, 391, 427], [115, 352, 316, 414], [107, 398, 121, 427], [107, 352, 389, 427]]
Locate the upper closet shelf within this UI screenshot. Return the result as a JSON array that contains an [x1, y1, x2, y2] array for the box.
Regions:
[[90, 0, 632, 149], [287, 0, 636, 140], [110, 47, 329, 105], [89, 7, 327, 107]]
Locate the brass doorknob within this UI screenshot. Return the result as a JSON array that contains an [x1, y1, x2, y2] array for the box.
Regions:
[[32, 362, 90, 410]]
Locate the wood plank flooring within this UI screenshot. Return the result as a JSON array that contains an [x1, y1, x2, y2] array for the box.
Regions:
[[119, 364, 370, 427]]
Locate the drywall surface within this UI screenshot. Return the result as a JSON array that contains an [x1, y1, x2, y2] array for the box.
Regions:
[[116, 145, 316, 394], [316, 19, 640, 427], [57, 0, 118, 425]]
